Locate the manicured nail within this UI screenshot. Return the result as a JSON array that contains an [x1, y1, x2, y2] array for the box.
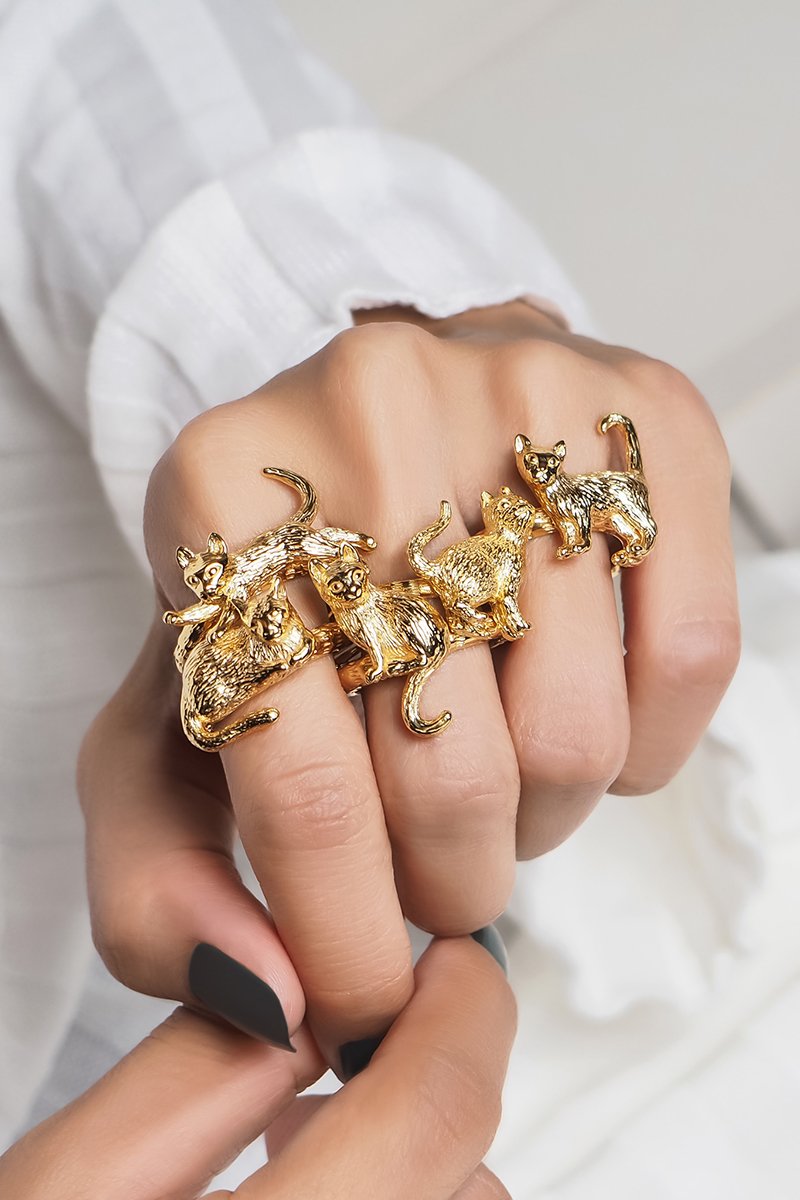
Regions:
[[470, 925, 509, 975], [188, 943, 295, 1052], [338, 1033, 386, 1081]]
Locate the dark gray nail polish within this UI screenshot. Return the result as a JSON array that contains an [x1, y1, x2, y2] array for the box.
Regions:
[[188, 943, 295, 1052], [470, 925, 509, 975], [338, 1033, 385, 1081]]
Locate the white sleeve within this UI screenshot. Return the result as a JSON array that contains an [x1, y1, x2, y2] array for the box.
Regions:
[[0, 0, 591, 563]]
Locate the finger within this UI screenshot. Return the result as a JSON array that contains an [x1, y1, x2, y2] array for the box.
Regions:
[[451, 1166, 513, 1199], [497, 395, 630, 858], [79, 617, 305, 1047], [236, 934, 516, 1200], [612, 369, 741, 793], [363, 501, 519, 935], [222, 655, 413, 1075], [265, 1098, 511, 1199], [150, 419, 413, 1074], [0, 1009, 325, 1200]]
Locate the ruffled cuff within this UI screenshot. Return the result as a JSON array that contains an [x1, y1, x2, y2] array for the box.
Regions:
[[87, 127, 593, 563]]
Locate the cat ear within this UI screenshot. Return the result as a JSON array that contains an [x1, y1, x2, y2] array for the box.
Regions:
[[480, 490, 492, 506], [339, 543, 359, 562], [514, 434, 530, 454], [554, 441, 567, 459], [176, 545, 193, 570], [307, 558, 324, 583], [207, 532, 228, 556], [501, 485, 512, 495], [265, 574, 282, 595]]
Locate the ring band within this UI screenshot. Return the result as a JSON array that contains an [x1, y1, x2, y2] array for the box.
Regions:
[[163, 416, 656, 748]]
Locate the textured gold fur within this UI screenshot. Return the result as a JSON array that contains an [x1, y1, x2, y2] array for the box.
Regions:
[[514, 414, 657, 568]]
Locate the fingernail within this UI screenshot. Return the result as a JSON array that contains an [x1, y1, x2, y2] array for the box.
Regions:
[[338, 1033, 386, 1081], [188, 943, 295, 1052], [470, 925, 509, 975]]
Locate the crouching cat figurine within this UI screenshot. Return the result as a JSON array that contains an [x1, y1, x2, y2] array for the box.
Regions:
[[308, 544, 452, 736], [514, 414, 657, 568], [407, 486, 552, 640], [164, 466, 376, 646], [174, 575, 337, 750]]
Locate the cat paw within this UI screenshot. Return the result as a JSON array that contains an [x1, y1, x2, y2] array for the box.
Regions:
[[366, 664, 385, 684]]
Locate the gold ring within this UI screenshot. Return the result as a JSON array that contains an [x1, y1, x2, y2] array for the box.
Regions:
[[162, 416, 656, 749]]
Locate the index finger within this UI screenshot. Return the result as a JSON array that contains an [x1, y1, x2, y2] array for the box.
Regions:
[[149, 409, 413, 1076]]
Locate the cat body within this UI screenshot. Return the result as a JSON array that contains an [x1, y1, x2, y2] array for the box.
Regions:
[[407, 487, 551, 640], [514, 414, 657, 568], [164, 466, 376, 643], [178, 575, 335, 750], [308, 544, 451, 736]]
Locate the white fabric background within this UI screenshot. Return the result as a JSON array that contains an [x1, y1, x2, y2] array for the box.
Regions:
[[1, 1, 798, 1195]]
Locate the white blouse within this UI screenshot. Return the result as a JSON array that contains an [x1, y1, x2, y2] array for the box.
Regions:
[[3, 2, 800, 1195]]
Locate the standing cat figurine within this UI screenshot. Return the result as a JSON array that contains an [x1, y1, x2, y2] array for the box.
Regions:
[[176, 575, 336, 750], [307, 544, 452, 736], [407, 487, 552, 640], [164, 466, 376, 644], [514, 414, 657, 568]]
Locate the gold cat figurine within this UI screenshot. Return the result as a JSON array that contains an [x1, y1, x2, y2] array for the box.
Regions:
[[164, 467, 376, 643], [308, 544, 452, 736], [514, 414, 657, 568], [176, 575, 336, 750], [407, 487, 552, 640]]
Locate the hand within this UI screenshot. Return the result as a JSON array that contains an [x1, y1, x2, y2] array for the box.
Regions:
[[0, 937, 515, 1200], [79, 301, 739, 1070]]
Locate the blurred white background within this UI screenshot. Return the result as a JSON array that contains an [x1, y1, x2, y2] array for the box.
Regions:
[[288, 0, 800, 552]]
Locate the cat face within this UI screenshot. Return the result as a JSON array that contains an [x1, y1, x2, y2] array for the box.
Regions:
[[308, 543, 369, 605], [176, 533, 228, 599], [480, 486, 540, 536], [252, 577, 288, 640], [514, 434, 566, 487]]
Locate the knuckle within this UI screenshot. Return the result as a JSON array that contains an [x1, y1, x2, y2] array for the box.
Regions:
[[517, 706, 630, 795], [323, 320, 438, 390], [393, 753, 520, 839], [90, 873, 159, 988], [312, 949, 412, 1013], [655, 617, 742, 692], [499, 336, 577, 391], [250, 761, 374, 851]]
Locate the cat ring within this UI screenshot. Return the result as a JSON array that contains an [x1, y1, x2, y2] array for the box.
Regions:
[[162, 416, 656, 749]]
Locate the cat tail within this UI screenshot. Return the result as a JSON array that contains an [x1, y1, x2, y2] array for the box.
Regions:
[[262, 467, 318, 525], [183, 705, 279, 751], [407, 501, 452, 582], [599, 413, 643, 472], [402, 660, 452, 736]]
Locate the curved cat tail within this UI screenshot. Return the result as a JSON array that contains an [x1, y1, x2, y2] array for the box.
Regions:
[[262, 466, 318, 525], [402, 665, 452, 737], [407, 501, 452, 581], [184, 706, 280, 752], [598, 413, 643, 473]]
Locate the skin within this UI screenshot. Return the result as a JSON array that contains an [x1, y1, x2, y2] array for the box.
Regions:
[[0, 938, 515, 1200], [78, 301, 740, 1071]]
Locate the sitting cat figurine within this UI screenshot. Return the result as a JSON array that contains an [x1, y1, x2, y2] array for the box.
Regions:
[[164, 466, 376, 643], [176, 574, 336, 750], [407, 487, 552, 640], [307, 544, 452, 736], [514, 414, 657, 568]]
